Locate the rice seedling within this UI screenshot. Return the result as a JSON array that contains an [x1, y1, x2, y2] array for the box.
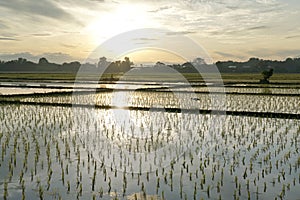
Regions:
[[3, 180, 8, 200], [67, 181, 70, 192], [38, 185, 44, 200], [21, 180, 25, 200]]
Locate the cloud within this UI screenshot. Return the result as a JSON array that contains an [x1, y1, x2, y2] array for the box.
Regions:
[[60, 43, 78, 48], [89, 0, 105, 2], [41, 52, 78, 63], [133, 37, 157, 41], [0, 0, 298, 62], [247, 26, 268, 30], [247, 48, 300, 59], [31, 33, 52, 37], [0, 20, 9, 29], [132, 37, 157, 45], [0, 52, 37, 61], [285, 35, 300, 39], [0, 37, 18, 41], [226, 5, 239, 10], [147, 0, 285, 40], [148, 6, 172, 13], [255, 0, 277, 4], [166, 31, 196, 35], [0, 0, 78, 23], [214, 51, 246, 60], [61, 31, 81, 34]]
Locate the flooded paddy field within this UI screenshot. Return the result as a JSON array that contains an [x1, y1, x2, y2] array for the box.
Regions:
[[0, 80, 299, 199]]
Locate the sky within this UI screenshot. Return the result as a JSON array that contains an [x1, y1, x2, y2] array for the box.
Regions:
[[0, 0, 300, 64]]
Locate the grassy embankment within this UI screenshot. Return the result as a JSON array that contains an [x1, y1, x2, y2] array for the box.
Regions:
[[0, 73, 300, 83]]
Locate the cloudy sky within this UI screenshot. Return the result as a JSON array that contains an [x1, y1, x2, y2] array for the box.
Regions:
[[0, 0, 300, 64]]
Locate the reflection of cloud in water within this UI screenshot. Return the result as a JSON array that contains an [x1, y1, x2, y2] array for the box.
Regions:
[[0, 87, 72, 95]]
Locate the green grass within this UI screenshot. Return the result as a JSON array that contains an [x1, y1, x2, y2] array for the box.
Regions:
[[0, 73, 122, 82], [221, 73, 300, 82], [0, 72, 299, 83]]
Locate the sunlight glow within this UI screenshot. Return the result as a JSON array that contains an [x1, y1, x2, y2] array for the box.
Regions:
[[85, 4, 157, 45], [121, 49, 187, 64], [112, 91, 129, 108]]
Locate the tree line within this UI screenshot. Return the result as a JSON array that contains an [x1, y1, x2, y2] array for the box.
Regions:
[[0, 57, 133, 73], [0, 56, 300, 73]]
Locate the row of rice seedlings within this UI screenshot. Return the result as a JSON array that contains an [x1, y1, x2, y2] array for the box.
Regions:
[[225, 95, 300, 114], [19, 88, 300, 115]]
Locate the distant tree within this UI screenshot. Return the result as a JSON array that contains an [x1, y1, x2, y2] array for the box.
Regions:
[[38, 57, 49, 65], [124, 57, 131, 63], [179, 62, 198, 73], [97, 57, 110, 68], [17, 58, 27, 64], [260, 68, 274, 84], [192, 57, 206, 66], [1, 56, 300, 74], [285, 57, 293, 63], [120, 57, 133, 72], [115, 60, 121, 69], [62, 61, 81, 68], [256, 60, 268, 69], [248, 57, 260, 64], [154, 61, 165, 67], [181, 62, 193, 68]]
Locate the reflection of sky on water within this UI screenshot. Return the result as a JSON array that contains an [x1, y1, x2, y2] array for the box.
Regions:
[[0, 87, 73, 95]]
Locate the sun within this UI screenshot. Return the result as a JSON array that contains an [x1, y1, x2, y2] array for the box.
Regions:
[[85, 3, 157, 45]]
